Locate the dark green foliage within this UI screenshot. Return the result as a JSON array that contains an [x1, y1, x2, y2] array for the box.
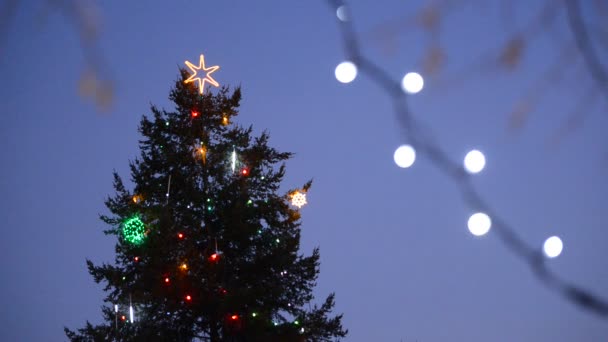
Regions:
[[65, 71, 347, 341]]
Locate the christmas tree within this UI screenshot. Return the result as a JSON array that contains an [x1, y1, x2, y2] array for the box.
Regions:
[[65, 57, 347, 341]]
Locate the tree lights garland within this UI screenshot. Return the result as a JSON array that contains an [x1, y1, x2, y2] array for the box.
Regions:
[[328, 0, 607, 317]]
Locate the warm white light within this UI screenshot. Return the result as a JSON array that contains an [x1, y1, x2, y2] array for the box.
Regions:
[[401, 72, 424, 94], [464, 150, 486, 174], [393, 145, 416, 168], [543, 236, 563, 258], [335, 61, 357, 83], [291, 191, 307, 208], [468, 212, 491, 236], [336, 6, 349, 21]]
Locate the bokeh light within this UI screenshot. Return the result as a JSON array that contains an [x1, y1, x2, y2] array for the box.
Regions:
[[543, 236, 563, 258], [401, 72, 424, 94], [464, 150, 486, 174], [335, 61, 357, 83], [393, 145, 416, 168], [468, 212, 491, 236], [336, 6, 349, 21]]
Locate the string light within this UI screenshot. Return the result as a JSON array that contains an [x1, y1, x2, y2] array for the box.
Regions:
[[401, 72, 424, 94], [464, 150, 486, 174], [191, 110, 200, 118], [241, 167, 249, 176], [209, 253, 220, 262], [468, 212, 491, 236], [230, 314, 239, 321], [185, 295, 192, 302], [134, 256, 139, 262], [184, 54, 220, 95], [543, 236, 563, 258], [180, 263, 188, 271], [251, 312, 258, 317], [177, 232, 184, 239], [164, 277, 170, 284], [231, 148, 237, 173], [393, 145, 416, 168], [335, 61, 357, 83], [132, 195, 142, 204], [222, 115, 229, 125]]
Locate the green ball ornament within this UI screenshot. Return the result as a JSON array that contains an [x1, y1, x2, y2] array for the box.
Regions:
[[123, 216, 146, 245]]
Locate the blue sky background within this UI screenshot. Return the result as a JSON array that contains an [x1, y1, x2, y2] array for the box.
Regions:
[[1, 1, 607, 341]]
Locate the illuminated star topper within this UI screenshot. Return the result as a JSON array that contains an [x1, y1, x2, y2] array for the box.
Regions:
[[184, 54, 220, 94]]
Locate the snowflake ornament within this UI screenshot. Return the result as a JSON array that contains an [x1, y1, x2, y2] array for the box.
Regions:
[[291, 191, 307, 208]]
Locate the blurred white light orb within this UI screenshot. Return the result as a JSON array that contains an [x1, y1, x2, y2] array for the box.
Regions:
[[468, 212, 491, 236], [393, 145, 416, 168], [543, 236, 563, 258], [336, 6, 349, 21], [335, 61, 357, 83], [464, 150, 486, 174], [401, 72, 424, 94]]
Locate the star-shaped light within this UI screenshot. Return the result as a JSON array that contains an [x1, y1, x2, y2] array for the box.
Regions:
[[291, 191, 307, 208], [184, 54, 220, 94]]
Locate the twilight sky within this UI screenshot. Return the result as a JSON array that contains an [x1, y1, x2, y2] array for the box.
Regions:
[[1, 1, 607, 341]]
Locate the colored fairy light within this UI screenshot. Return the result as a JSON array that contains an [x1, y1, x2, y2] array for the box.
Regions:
[[177, 232, 184, 239], [251, 312, 258, 317], [198, 146, 207, 164], [134, 256, 139, 262], [247, 199, 253, 206], [184, 54, 220, 95], [294, 320, 299, 325], [291, 191, 307, 208], [209, 253, 219, 262], [191, 110, 199, 118], [164, 277, 170, 284], [132, 195, 142, 204], [222, 116, 229, 125], [180, 263, 188, 271], [230, 314, 239, 321], [121, 315, 126, 321], [241, 167, 249, 176], [185, 295, 192, 301], [122, 216, 146, 245]]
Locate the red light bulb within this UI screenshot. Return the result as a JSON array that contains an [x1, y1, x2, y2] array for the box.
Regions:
[[241, 168, 249, 176], [177, 232, 184, 239], [134, 256, 139, 262], [191, 110, 199, 118], [185, 295, 192, 301], [209, 253, 219, 262], [164, 277, 170, 284], [231, 314, 239, 321]]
